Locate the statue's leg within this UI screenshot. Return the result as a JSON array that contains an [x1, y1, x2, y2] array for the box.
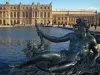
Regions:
[[15, 52, 61, 69], [48, 61, 77, 73]]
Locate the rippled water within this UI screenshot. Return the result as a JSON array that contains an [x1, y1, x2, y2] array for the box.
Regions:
[[0, 27, 72, 74]]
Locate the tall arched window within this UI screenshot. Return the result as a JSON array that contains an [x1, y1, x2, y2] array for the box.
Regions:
[[26, 12, 28, 18], [41, 12, 43, 18], [10, 12, 12, 17], [17, 12, 19, 17], [35, 20, 37, 24], [10, 20, 12, 24], [17, 20, 19, 24], [33, 12, 34, 17], [14, 20, 16, 24], [58, 17, 60, 20], [44, 12, 46, 18], [23, 12, 25, 17], [0, 20, 2, 24], [35, 12, 37, 17], [48, 12, 50, 18], [3, 20, 5, 25], [14, 12, 16, 18]]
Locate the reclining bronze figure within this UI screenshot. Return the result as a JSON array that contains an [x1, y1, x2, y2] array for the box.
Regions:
[[13, 18, 99, 74]]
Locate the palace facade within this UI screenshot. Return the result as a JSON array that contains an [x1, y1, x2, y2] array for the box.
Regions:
[[0, 2, 100, 26], [52, 9, 97, 25], [0, 2, 52, 25]]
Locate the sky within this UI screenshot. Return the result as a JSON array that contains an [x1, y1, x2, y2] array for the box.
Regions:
[[0, 0, 100, 12]]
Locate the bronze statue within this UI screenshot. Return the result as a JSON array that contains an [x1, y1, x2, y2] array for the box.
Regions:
[[14, 18, 99, 73]]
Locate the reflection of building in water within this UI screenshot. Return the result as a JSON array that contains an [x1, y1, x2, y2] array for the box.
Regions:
[[0, 2, 100, 25]]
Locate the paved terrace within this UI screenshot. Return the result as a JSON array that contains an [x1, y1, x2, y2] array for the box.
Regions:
[[53, 25, 100, 32], [0, 24, 100, 32]]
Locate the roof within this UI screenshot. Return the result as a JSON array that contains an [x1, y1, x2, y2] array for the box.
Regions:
[[52, 9, 97, 12]]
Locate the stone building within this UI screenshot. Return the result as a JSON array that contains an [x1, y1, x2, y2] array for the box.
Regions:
[[52, 9, 97, 25], [96, 13, 100, 26], [0, 2, 52, 25], [0, 2, 99, 26]]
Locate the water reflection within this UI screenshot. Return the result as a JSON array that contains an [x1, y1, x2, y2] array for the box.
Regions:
[[0, 27, 72, 64]]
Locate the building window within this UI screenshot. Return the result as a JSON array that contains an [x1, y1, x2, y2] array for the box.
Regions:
[[29, 12, 31, 17], [35, 12, 37, 17], [62, 17, 63, 20], [2, 7, 3, 9], [14, 7, 16, 9], [44, 7, 46, 9], [17, 12, 19, 17], [44, 20, 46, 23], [48, 12, 50, 18], [14, 12, 16, 17], [3, 20, 5, 25], [3, 11, 5, 18], [62, 21, 63, 24], [65, 17, 67, 20], [23, 12, 25, 17], [0, 20, 1, 24], [33, 12, 34, 17], [41, 7, 42, 9], [0, 11, 2, 17], [58, 17, 60, 20], [54, 17, 56, 20], [4, 7, 6, 10], [10, 20, 12, 24], [41, 12, 43, 18], [35, 20, 37, 24], [58, 22, 60, 25], [26, 12, 28, 17], [44, 12, 46, 18], [0, 7, 2, 10], [14, 20, 16, 24], [11, 12, 12, 17], [35, 7, 38, 10], [17, 20, 19, 24]]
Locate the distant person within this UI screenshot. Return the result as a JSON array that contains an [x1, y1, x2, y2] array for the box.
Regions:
[[94, 25, 97, 30], [63, 24, 65, 27]]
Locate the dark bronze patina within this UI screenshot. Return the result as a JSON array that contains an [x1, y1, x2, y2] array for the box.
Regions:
[[14, 18, 99, 73]]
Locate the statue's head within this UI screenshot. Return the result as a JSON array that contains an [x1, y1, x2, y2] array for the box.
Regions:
[[76, 18, 90, 37], [76, 18, 89, 28]]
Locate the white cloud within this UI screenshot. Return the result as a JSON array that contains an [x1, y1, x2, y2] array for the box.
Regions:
[[87, 7, 98, 10]]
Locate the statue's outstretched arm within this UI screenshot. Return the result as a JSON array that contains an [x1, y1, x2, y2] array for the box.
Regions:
[[41, 32, 71, 43], [36, 24, 71, 43]]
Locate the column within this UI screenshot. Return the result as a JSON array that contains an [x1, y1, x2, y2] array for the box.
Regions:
[[16, 12, 17, 18], [94, 15, 96, 25], [1, 19, 2, 25], [43, 12, 44, 18], [12, 12, 14, 18], [32, 12, 34, 18], [2, 12, 3, 18], [38, 11, 40, 24], [38, 11, 40, 18], [34, 12, 35, 18], [50, 12, 52, 18], [46, 12, 48, 18], [42, 12, 44, 24]]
